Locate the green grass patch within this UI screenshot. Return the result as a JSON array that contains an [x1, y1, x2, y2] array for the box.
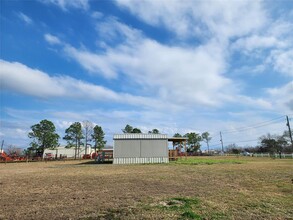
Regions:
[[180, 210, 202, 219], [173, 157, 244, 165], [155, 197, 203, 219]]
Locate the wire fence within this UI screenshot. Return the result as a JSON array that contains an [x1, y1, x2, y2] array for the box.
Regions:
[[223, 153, 293, 159]]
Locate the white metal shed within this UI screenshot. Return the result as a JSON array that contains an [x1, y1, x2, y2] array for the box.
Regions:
[[113, 134, 169, 164]]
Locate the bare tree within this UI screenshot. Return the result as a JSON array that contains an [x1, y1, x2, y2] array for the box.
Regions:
[[82, 120, 94, 155], [6, 145, 22, 157]]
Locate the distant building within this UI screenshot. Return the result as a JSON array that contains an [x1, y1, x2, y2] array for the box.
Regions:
[[43, 146, 95, 159], [113, 134, 169, 164]]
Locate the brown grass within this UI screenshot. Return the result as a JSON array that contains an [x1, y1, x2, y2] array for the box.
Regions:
[[0, 157, 292, 219]]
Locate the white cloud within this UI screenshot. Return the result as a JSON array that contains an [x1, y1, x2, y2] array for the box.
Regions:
[[63, 45, 118, 79], [54, 120, 74, 129], [235, 95, 273, 110], [0, 59, 167, 109], [91, 11, 103, 19], [227, 12, 293, 79], [1, 59, 64, 97], [96, 17, 143, 43], [44, 34, 62, 45], [66, 40, 233, 106], [115, 0, 266, 40], [18, 12, 33, 25], [232, 35, 287, 52], [63, 18, 236, 107], [61, 17, 286, 111], [42, 0, 89, 11], [268, 49, 293, 77], [266, 81, 293, 111], [268, 19, 293, 38]]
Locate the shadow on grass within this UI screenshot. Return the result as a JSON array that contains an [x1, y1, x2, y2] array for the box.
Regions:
[[75, 160, 113, 165]]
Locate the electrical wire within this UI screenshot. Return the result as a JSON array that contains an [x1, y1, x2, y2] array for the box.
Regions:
[[206, 115, 291, 148], [221, 115, 285, 134]]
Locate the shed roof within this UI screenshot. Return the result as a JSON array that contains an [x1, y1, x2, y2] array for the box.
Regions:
[[113, 133, 168, 140]]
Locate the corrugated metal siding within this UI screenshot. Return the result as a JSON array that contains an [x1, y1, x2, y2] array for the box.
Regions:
[[140, 140, 168, 157], [114, 139, 168, 158], [114, 140, 140, 158], [113, 135, 169, 164], [113, 157, 169, 164], [113, 134, 168, 140]]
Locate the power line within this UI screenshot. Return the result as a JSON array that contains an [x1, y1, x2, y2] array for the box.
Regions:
[[221, 116, 285, 134], [206, 115, 290, 149], [223, 139, 259, 145]]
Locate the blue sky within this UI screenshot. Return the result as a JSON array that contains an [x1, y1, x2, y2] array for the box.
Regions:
[[1, 0, 293, 150]]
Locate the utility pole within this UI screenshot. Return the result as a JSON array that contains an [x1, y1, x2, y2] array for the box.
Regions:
[[0, 140, 4, 153], [220, 132, 224, 153], [286, 115, 293, 148]]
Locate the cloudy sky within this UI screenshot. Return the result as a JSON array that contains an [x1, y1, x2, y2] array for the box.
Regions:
[[1, 0, 293, 150]]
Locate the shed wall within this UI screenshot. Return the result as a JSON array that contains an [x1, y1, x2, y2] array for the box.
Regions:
[[114, 140, 140, 158], [113, 138, 168, 164], [140, 139, 167, 157]]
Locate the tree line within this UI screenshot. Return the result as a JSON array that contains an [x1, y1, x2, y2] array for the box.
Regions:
[[226, 131, 293, 154], [25, 121, 292, 158], [172, 131, 211, 153], [122, 124, 212, 153], [26, 122, 212, 158], [27, 119, 106, 159]]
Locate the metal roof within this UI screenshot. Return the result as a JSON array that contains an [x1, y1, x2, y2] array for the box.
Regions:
[[168, 137, 188, 142], [113, 133, 168, 140]]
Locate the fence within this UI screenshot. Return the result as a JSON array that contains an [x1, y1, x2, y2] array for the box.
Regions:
[[253, 153, 293, 159], [224, 153, 293, 159]]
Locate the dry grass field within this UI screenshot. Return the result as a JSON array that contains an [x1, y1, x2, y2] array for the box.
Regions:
[[0, 157, 292, 220]]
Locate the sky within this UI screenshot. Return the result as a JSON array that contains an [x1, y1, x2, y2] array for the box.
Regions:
[[1, 0, 293, 150]]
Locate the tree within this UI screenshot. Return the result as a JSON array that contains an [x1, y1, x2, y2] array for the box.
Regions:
[[82, 120, 94, 155], [226, 143, 241, 154], [63, 122, 84, 159], [92, 125, 106, 160], [173, 133, 182, 138], [28, 119, 59, 157], [122, 124, 133, 133], [25, 142, 38, 157], [172, 133, 183, 150], [259, 133, 287, 155], [282, 130, 293, 152], [23, 147, 35, 158], [122, 124, 142, 133], [184, 132, 202, 153], [201, 132, 212, 153], [148, 129, 160, 134], [132, 128, 142, 133]]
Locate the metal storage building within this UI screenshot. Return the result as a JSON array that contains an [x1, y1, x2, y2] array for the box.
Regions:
[[113, 134, 169, 164], [43, 146, 94, 159]]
